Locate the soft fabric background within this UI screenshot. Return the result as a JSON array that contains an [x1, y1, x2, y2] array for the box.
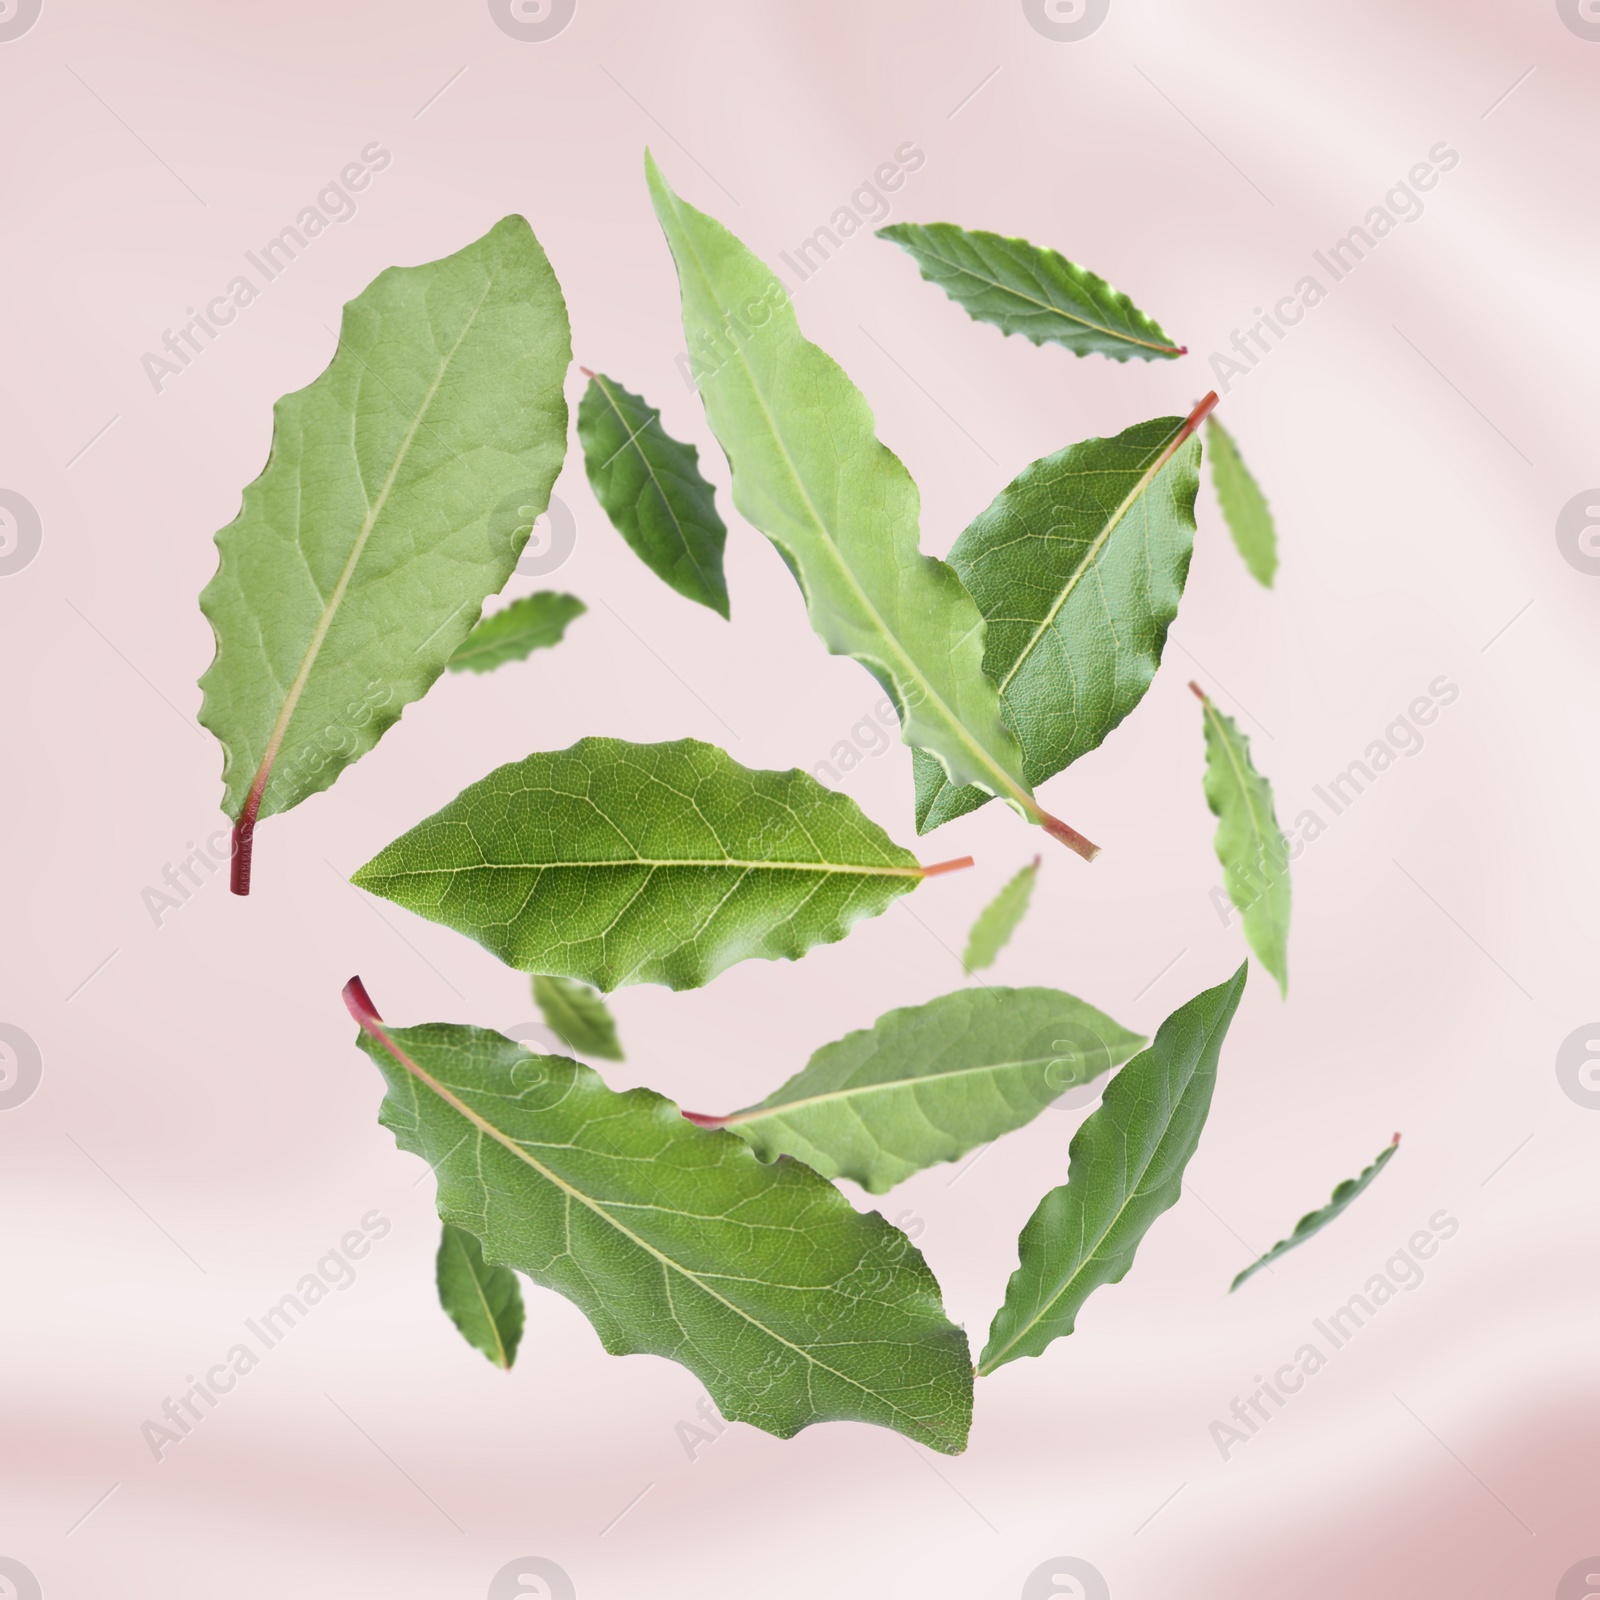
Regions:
[[2, 1, 1596, 1595]]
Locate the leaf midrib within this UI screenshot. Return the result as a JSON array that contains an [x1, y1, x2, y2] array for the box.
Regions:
[[657, 182, 1029, 814], [902, 232, 1181, 356], [591, 373, 722, 601], [244, 275, 497, 814], [374, 1022, 957, 1444], [729, 1048, 1132, 1125], [994, 425, 1191, 698], [444, 1227, 510, 1367], [451, 609, 572, 665], [361, 856, 926, 879]]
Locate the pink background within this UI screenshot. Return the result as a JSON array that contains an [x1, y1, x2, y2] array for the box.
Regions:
[[3, 1, 1598, 1595]]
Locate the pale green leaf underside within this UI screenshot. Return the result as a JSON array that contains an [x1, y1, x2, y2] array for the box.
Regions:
[[437, 1221, 525, 1368], [1230, 1136, 1400, 1293], [1206, 417, 1277, 587], [355, 1013, 973, 1451], [646, 154, 1039, 826], [978, 965, 1247, 1375], [914, 415, 1203, 832], [963, 858, 1040, 974], [198, 215, 571, 823], [578, 371, 729, 617], [1199, 693, 1290, 996], [351, 736, 928, 992], [709, 986, 1144, 1195], [449, 592, 585, 674], [532, 974, 624, 1061], [877, 221, 1184, 362]]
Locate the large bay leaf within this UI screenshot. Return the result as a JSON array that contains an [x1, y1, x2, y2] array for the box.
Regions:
[[646, 155, 1096, 860], [690, 986, 1144, 1195], [197, 215, 571, 892], [437, 1221, 525, 1369], [577, 370, 729, 617], [914, 402, 1211, 832], [978, 965, 1247, 1375], [1230, 1135, 1400, 1292], [347, 981, 974, 1451], [1195, 684, 1290, 995], [351, 737, 968, 992], [877, 221, 1185, 361]]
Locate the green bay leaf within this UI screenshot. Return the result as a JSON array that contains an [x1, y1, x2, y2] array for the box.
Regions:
[[978, 965, 1247, 1375], [963, 857, 1040, 974], [449, 592, 584, 674], [348, 983, 973, 1451], [695, 986, 1144, 1194], [197, 215, 572, 890], [1230, 1135, 1400, 1293], [1206, 416, 1278, 587], [913, 405, 1209, 832], [351, 736, 960, 992], [578, 370, 729, 617], [1196, 685, 1290, 996], [646, 155, 1096, 860], [437, 1221, 525, 1368], [532, 974, 623, 1061], [877, 221, 1184, 362]]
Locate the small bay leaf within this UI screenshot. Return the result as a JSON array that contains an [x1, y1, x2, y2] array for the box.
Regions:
[[1230, 1135, 1401, 1292], [877, 221, 1185, 361], [577, 369, 729, 616], [532, 974, 623, 1061], [1195, 683, 1290, 995], [437, 1221, 525, 1368], [448, 593, 584, 674]]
